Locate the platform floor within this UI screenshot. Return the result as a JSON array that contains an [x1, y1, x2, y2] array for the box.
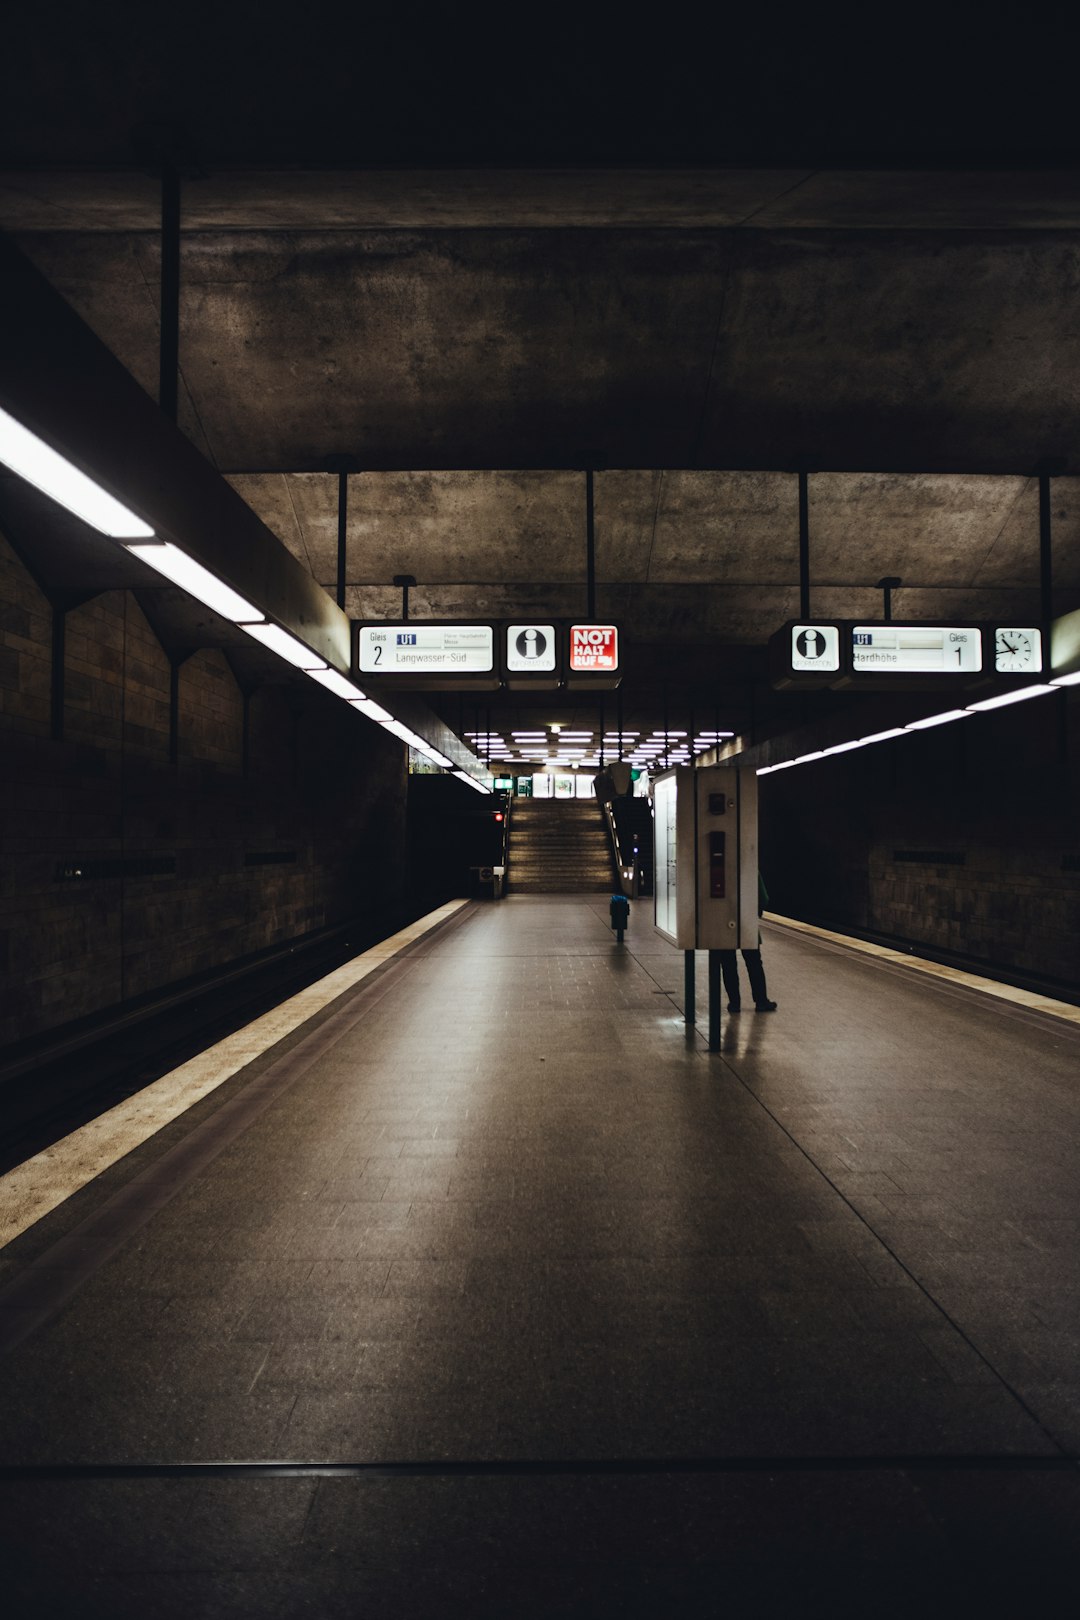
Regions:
[[1, 896, 1079, 1616]]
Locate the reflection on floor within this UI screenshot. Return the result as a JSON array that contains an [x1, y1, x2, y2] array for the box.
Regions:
[[1, 895, 1079, 1616]]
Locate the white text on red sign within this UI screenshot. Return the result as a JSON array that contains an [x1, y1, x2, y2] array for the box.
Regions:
[[569, 625, 618, 671]]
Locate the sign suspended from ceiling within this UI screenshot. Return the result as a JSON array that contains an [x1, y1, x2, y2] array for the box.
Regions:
[[356, 622, 500, 690], [353, 620, 621, 691], [769, 620, 1044, 690]]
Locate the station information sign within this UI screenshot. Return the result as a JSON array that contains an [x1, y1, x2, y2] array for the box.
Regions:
[[506, 622, 557, 674], [790, 623, 841, 673], [358, 623, 494, 676], [851, 625, 982, 674]]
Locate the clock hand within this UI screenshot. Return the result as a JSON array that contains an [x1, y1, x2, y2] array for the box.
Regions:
[[1001, 637, 1018, 654]]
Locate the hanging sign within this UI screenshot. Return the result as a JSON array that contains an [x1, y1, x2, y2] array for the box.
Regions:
[[569, 624, 619, 672], [791, 623, 841, 673], [505, 623, 557, 674], [355, 622, 499, 689], [851, 625, 982, 674]]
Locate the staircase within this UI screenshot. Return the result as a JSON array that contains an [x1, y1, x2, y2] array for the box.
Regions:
[[507, 797, 616, 894]]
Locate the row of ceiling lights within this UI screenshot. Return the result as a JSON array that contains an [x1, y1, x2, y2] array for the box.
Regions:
[[0, 405, 492, 791], [756, 680, 1080, 777], [465, 726, 736, 770]]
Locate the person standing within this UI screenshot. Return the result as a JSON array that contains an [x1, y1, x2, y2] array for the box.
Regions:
[[719, 872, 777, 1012]]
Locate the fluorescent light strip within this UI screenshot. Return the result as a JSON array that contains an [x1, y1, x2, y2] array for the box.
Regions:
[[350, 698, 393, 723], [966, 684, 1057, 711], [905, 709, 971, 731], [380, 717, 454, 768], [1051, 671, 1080, 687], [0, 404, 154, 538], [453, 771, 492, 794], [308, 667, 367, 701], [242, 622, 327, 670], [125, 542, 262, 621]]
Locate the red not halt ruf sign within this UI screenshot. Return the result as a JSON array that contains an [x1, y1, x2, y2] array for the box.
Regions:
[[569, 624, 619, 672]]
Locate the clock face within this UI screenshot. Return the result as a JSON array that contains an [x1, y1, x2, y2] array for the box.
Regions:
[[994, 627, 1041, 673]]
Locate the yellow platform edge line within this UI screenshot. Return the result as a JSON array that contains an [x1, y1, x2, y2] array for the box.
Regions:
[[0, 899, 470, 1252], [765, 911, 1080, 1027]]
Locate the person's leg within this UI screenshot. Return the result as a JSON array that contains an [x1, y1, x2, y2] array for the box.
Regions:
[[718, 949, 742, 1010], [742, 949, 776, 1010]]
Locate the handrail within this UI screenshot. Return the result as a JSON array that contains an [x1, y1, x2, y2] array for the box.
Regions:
[[601, 798, 636, 896]]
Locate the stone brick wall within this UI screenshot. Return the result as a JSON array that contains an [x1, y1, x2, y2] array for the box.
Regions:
[[0, 530, 407, 1047], [761, 690, 1080, 990]]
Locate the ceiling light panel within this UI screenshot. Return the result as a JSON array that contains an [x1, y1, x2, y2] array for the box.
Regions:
[[242, 622, 328, 670], [0, 404, 154, 538]]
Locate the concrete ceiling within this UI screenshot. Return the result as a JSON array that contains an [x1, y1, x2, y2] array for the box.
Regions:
[[6, 17, 1080, 766]]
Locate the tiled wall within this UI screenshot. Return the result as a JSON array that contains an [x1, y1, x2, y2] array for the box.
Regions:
[[0, 531, 407, 1047]]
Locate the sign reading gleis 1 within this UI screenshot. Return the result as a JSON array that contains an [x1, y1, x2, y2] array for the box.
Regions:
[[852, 625, 982, 673]]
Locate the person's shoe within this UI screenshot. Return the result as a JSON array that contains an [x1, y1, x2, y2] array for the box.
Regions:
[[754, 1000, 778, 1012], [727, 1001, 741, 1013]]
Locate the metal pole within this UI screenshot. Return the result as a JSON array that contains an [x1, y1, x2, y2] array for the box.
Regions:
[[336, 470, 348, 610], [684, 951, 696, 1025], [708, 950, 722, 1050], [159, 166, 180, 424], [878, 576, 901, 622], [393, 574, 415, 621], [798, 470, 810, 620], [585, 469, 596, 619], [1039, 471, 1053, 670]]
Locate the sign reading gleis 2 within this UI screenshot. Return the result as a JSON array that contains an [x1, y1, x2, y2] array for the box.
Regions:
[[358, 624, 494, 675], [569, 624, 618, 672], [355, 619, 621, 688]]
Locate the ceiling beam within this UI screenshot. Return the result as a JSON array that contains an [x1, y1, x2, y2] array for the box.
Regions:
[[0, 234, 351, 672]]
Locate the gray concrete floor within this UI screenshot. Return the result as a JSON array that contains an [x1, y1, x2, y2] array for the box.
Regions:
[[1, 896, 1079, 1616]]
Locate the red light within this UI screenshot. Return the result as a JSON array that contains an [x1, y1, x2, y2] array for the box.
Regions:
[[494, 812, 504, 822]]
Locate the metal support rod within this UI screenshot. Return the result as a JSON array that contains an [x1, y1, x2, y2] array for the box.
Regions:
[[617, 687, 623, 759], [336, 470, 348, 610], [708, 951, 722, 1050], [393, 574, 415, 621], [50, 603, 65, 741], [599, 696, 605, 768], [878, 576, 902, 622], [684, 951, 696, 1025], [159, 166, 181, 424], [585, 469, 596, 619], [1039, 471, 1053, 669], [798, 470, 810, 619]]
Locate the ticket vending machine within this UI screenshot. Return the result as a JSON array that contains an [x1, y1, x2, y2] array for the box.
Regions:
[[652, 766, 759, 1046]]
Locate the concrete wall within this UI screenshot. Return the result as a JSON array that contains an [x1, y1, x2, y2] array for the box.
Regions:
[[0, 530, 407, 1048], [761, 693, 1080, 992]]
